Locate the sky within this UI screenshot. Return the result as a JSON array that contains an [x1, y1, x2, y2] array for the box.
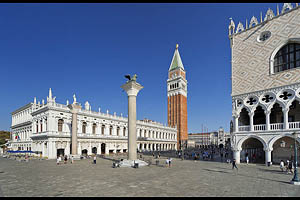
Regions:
[[0, 3, 283, 133]]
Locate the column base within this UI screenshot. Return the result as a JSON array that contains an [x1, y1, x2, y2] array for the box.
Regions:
[[118, 159, 148, 168], [70, 154, 81, 160], [290, 180, 300, 185]]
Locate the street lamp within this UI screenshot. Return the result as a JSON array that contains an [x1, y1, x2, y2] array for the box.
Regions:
[[291, 131, 300, 185]]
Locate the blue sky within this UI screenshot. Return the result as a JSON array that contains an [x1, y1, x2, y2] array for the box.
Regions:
[[0, 3, 282, 133]]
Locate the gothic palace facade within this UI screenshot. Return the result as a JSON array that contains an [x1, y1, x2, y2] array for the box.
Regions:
[[230, 3, 300, 164]]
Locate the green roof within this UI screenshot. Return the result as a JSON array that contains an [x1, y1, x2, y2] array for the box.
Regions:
[[169, 47, 184, 71]]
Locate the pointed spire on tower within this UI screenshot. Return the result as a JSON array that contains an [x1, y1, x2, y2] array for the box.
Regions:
[[260, 12, 263, 22], [245, 18, 248, 29], [169, 44, 184, 71], [34, 97, 37, 104], [277, 4, 280, 15]]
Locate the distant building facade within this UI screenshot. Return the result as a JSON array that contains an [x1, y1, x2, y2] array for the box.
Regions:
[[10, 89, 177, 159], [188, 128, 228, 148]]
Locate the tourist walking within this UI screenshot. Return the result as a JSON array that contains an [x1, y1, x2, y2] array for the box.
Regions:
[[232, 159, 238, 171], [288, 160, 294, 174], [280, 160, 285, 172], [246, 155, 249, 165], [71, 156, 74, 164], [286, 160, 290, 172]]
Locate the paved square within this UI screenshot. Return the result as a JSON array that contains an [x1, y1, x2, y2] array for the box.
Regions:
[[0, 155, 300, 197]]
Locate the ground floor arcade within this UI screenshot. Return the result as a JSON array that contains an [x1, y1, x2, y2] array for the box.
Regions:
[[232, 131, 300, 165], [11, 138, 177, 159]]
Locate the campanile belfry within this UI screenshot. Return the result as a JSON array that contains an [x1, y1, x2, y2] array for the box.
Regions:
[[167, 44, 188, 149]]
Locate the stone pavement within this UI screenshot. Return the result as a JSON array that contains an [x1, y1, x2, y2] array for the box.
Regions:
[[0, 155, 300, 197]]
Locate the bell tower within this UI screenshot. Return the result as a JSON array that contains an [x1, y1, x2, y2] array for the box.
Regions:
[[167, 44, 188, 149]]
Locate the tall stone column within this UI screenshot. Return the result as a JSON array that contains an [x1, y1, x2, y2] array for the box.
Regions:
[[283, 108, 290, 130], [249, 112, 254, 132], [233, 149, 241, 164], [121, 79, 143, 161], [234, 115, 239, 132], [265, 110, 271, 131], [68, 101, 82, 158]]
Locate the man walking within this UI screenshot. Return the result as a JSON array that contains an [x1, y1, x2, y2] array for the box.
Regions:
[[232, 158, 238, 171]]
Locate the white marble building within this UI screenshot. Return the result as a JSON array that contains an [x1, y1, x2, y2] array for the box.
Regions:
[[230, 3, 300, 164], [10, 88, 177, 159]]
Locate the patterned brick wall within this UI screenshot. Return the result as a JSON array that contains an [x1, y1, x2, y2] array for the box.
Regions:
[[231, 7, 300, 96]]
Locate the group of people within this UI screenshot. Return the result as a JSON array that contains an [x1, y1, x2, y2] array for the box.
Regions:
[[57, 154, 97, 165], [165, 157, 172, 168], [280, 159, 294, 174], [244, 152, 257, 164], [56, 155, 74, 165]]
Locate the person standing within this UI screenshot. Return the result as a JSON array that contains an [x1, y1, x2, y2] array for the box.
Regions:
[[165, 158, 169, 168], [56, 156, 60, 165], [168, 157, 172, 168], [280, 160, 285, 172], [71, 156, 74, 164], [93, 155, 96, 164], [64, 155, 68, 164], [246, 155, 249, 165], [220, 152, 223, 162], [232, 159, 238, 171]]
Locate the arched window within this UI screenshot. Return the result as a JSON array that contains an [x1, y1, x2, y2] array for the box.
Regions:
[[40, 120, 43, 132], [58, 119, 64, 132], [92, 123, 97, 134], [109, 125, 113, 135], [123, 127, 126, 136], [82, 122, 87, 134], [117, 126, 120, 136], [101, 125, 105, 135], [274, 43, 300, 73]]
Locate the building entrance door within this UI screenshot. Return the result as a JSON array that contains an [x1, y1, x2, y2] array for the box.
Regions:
[[57, 149, 65, 157]]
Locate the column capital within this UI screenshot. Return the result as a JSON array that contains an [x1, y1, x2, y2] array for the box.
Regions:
[[264, 110, 271, 115], [121, 80, 143, 96], [282, 107, 290, 113], [264, 147, 273, 152], [248, 111, 255, 117], [68, 104, 82, 113]]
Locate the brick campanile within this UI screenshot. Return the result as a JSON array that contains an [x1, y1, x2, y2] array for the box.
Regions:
[[167, 44, 188, 150]]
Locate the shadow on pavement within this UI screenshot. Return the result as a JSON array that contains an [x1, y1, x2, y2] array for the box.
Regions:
[[258, 168, 291, 175], [203, 168, 231, 174]]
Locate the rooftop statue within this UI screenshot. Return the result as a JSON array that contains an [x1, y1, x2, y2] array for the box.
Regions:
[[124, 74, 137, 82], [73, 94, 77, 104]]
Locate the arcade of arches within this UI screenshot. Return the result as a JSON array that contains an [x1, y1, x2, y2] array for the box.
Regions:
[[238, 135, 300, 165]]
